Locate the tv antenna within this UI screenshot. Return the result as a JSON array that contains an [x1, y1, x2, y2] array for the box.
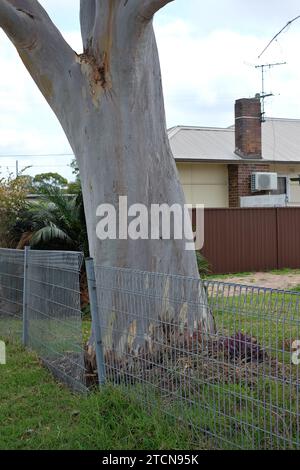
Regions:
[[255, 62, 286, 121], [258, 15, 300, 59]]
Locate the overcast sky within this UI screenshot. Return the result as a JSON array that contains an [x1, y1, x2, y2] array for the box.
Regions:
[[1, 0, 300, 180]]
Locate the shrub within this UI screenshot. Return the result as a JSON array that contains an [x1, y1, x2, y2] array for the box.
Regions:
[[196, 252, 211, 276], [0, 173, 30, 247]]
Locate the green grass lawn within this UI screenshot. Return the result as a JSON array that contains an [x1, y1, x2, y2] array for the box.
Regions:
[[209, 287, 300, 359], [1, 284, 300, 450], [0, 339, 202, 450], [71, 291, 300, 449]]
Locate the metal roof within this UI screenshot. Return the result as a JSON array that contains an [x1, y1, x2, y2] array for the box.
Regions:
[[168, 118, 300, 164]]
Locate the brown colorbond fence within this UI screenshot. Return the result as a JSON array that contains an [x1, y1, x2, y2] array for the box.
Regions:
[[199, 208, 300, 274]]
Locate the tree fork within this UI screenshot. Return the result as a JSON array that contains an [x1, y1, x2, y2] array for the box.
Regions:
[[1, 0, 215, 358]]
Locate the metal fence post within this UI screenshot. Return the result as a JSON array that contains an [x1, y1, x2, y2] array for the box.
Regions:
[[86, 258, 106, 386], [22, 246, 30, 346]]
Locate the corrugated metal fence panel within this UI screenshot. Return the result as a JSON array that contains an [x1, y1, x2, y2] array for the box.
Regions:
[[277, 208, 300, 270], [201, 208, 279, 274]]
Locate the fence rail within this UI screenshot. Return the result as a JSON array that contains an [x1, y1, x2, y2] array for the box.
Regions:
[[0, 248, 300, 449]]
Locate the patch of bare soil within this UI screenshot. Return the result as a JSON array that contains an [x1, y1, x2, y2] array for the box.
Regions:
[[210, 271, 300, 291]]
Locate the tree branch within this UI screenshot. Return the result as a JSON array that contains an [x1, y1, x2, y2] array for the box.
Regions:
[[139, 0, 174, 19], [80, 0, 96, 52], [0, 0, 34, 47], [0, 0, 77, 109], [79, 0, 175, 57]]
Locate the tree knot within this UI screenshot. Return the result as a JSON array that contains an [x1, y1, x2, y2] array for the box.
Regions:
[[77, 53, 112, 107], [78, 53, 110, 89]]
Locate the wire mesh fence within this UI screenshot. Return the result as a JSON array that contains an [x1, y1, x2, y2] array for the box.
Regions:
[[1, 248, 300, 448], [25, 250, 88, 393], [0, 249, 24, 340], [0, 248, 88, 393], [94, 266, 300, 450]]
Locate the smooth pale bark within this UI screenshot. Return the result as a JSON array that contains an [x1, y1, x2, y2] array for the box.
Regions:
[[0, 0, 215, 356]]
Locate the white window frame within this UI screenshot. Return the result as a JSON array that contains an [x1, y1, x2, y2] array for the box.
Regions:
[[274, 174, 290, 203]]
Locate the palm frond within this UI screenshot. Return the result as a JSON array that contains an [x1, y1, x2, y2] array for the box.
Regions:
[[30, 222, 73, 247], [13, 182, 89, 255]]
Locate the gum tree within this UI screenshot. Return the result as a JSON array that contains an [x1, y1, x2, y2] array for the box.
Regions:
[[0, 1, 214, 355]]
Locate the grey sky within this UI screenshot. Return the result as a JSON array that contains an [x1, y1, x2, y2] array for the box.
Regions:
[[1, 1, 300, 180]]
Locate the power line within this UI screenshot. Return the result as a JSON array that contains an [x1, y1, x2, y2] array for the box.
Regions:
[[0, 165, 72, 168], [0, 153, 74, 158]]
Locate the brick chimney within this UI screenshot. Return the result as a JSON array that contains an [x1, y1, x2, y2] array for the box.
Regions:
[[235, 96, 262, 159]]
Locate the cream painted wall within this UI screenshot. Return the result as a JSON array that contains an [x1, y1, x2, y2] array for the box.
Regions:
[[176, 162, 300, 208], [176, 163, 229, 208], [269, 164, 300, 206]]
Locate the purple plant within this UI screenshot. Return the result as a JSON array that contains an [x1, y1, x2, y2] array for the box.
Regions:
[[221, 332, 265, 363]]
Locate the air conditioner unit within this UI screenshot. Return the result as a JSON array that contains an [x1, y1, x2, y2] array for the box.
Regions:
[[251, 172, 278, 192]]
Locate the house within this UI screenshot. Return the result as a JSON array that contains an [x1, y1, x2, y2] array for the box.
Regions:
[[169, 96, 300, 208]]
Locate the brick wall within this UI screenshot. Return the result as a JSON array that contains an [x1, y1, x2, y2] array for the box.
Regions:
[[235, 97, 262, 159], [229, 96, 269, 207], [228, 163, 271, 207]]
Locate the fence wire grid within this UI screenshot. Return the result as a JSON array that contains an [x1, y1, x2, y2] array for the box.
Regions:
[[1, 248, 300, 449], [0, 248, 88, 393], [0, 249, 24, 339], [94, 266, 300, 450]]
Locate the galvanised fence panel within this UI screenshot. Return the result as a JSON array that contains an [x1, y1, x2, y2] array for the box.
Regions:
[[1, 248, 299, 446], [94, 265, 300, 450], [0, 249, 24, 340], [26, 250, 88, 393]]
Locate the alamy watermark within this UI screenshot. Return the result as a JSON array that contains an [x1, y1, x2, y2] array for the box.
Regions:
[[0, 341, 6, 365], [95, 197, 204, 251]]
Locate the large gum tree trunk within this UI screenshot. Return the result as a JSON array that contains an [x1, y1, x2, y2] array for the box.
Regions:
[[0, 1, 214, 359]]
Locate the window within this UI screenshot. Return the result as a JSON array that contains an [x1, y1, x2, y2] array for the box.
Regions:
[[272, 176, 287, 196]]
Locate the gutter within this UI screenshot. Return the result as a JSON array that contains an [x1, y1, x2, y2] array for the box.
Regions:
[[174, 158, 300, 165]]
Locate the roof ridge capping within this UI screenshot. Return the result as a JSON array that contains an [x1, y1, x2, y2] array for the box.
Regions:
[[264, 117, 300, 123], [228, 117, 300, 130], [168, 125, 234, 134]]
